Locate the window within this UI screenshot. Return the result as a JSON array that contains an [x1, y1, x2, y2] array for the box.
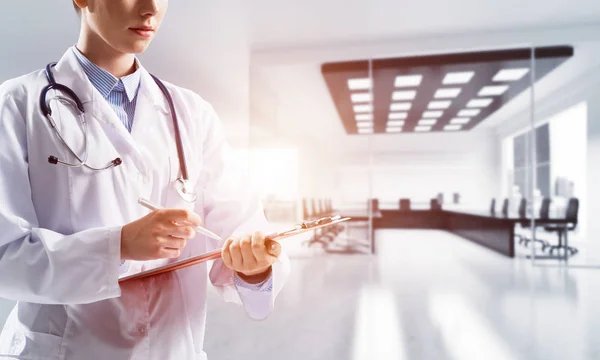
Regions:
[[512, 124, 550, 199]]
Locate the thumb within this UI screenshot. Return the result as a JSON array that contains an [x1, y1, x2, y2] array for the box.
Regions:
[[266, 240, 281, 258]]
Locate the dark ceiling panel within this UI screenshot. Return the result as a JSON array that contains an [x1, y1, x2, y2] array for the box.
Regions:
[[321, 46, 574, 135]]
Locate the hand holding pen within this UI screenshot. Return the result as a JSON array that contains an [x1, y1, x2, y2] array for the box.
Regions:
[[120, 206, 202, 261], [136, 199, 281, 283]]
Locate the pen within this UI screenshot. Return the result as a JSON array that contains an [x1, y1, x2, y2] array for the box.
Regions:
[[138, 198, 223, 241]]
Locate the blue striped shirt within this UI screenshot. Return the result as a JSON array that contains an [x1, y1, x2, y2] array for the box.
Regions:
[[72, 47, 141, 133]]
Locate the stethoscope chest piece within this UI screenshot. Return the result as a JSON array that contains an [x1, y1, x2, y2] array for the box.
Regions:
[[175, 178, 197, 203]]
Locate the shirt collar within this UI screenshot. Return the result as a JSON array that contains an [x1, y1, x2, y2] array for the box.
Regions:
[[72, 46, 141, 102]]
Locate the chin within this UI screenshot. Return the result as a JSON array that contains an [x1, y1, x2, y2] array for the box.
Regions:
[[120, 41, 152, 55]]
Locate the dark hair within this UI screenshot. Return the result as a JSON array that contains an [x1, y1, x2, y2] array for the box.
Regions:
[[73, 1, 81, 15]]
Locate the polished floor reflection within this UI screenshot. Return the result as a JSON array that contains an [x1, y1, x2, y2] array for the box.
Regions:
[[204, 229, 600, 360]]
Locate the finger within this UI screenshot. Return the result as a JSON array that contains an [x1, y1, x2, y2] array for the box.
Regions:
[[250, 231, 267, 264], [266, 240, 282, 258], [240, 234, 257, 270], [158, 248, 181, 259], [229, 238, 244, 270], [165, 209, 202, 226], [162, 224, 196, 239], [159, 236, 187, 250], [221, 238, 234, 269]]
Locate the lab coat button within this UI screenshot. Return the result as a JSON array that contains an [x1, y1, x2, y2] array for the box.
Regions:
[[138, 326, 147, 335]]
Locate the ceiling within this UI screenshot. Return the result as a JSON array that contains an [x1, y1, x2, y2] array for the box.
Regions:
[[250, 0, 600, 49], [321, 46, 573, 135], [248, 0, 600, 150]]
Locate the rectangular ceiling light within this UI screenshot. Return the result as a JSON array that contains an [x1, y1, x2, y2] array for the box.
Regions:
[[428, 100, 452, 110], [348, 78, 372, 90], [415, 125, 432, 132], [390, 102, 412, 111], [355, 114, 374, 121], [358, 128, 374, 134], [443, 71, 475, 85], [458, 109, 481, 117], [450, 117, 470, 124], [467, 98, 493, 108], [392, 90, 417, 101], [493, 68, 529, 82], [394, 75, 422, 88], [353, 104, 374, 113], [389, 112, 408, 120], [444, 124, 462, 131], [387, 120, 405, 127], [356, 122, 373, 128], [478, 85, 509, 97], [423, 110, 443, 118], [418, 119, 437, 126], [351, 92, 373, 103], [434, 88, 462, 99], [386, 127, 402, 133]]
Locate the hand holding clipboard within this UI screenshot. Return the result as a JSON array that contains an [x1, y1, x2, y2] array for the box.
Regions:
[[118, 198, 350, 283]]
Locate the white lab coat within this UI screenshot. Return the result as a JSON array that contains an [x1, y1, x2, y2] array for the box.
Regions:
[[0, 48, 289, 360]]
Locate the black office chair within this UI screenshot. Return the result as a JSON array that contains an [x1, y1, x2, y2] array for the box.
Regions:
[[521, 198, 551, 249], [501, 198, 509, 217], [490, 198, 496, 214], [430, 198, 441, 211], [368, 198, 379, 212], [399, 198, 411, 211], [302, 198, 311, 219], [320, 199, 328, 216], [518, 198, 526, 218], [516, 198, 527, 244], [544, 198, 579, 256], [311, 198, 320, 219]]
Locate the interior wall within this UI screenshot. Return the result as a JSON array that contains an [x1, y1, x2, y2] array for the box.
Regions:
[[296, 130, 500, 210]]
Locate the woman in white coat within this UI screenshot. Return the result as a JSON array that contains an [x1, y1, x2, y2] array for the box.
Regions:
[[0, 1, 289, 359]]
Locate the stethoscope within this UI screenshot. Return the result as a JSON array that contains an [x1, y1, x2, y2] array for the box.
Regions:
[[39, 62, 197, 203]]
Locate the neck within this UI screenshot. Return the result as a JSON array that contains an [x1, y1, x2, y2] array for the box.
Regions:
[[76, 26, 137, 78]]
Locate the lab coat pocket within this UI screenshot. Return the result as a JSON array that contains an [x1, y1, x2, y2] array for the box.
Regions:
[[2, 330, 64, 360]]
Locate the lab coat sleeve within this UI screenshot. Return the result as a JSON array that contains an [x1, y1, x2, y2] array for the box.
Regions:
[[195, 104, 290, 320], [0, 93, 122, 305]]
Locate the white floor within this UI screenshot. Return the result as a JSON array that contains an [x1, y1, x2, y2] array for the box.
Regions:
[[204, 229, 600, 360]]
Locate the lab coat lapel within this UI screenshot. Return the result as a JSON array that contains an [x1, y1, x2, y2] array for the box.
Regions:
[[53, 47, 147, 174], [130, 68, 170, 141]]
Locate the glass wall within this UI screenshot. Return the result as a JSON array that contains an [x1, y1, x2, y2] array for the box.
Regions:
[[524, 40, 599, 267], [248, 58, 374, 258]]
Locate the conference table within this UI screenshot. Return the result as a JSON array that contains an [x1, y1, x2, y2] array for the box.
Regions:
[[371, 208, 570, 258], [337, 209, 383, 254]]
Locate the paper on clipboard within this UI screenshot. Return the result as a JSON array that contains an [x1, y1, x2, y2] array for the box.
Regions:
[[118, 216, 351, 283]]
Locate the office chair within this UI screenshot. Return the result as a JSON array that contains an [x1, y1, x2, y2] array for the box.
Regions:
[[311, 198, 320, 218], [501, 198, 509, 217], [521, 198, 551, 249], [490, 198, 496, 214], [544, 198, 579, 256], [518, 198, 526, 218], [399, 198, 411, 211], [516, 198, 527, 245], [302, 198, 311, 219], [430, 198, 441, 211]]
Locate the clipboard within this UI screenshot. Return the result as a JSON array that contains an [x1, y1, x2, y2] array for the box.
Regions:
[[118, 215, 351, 283]]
